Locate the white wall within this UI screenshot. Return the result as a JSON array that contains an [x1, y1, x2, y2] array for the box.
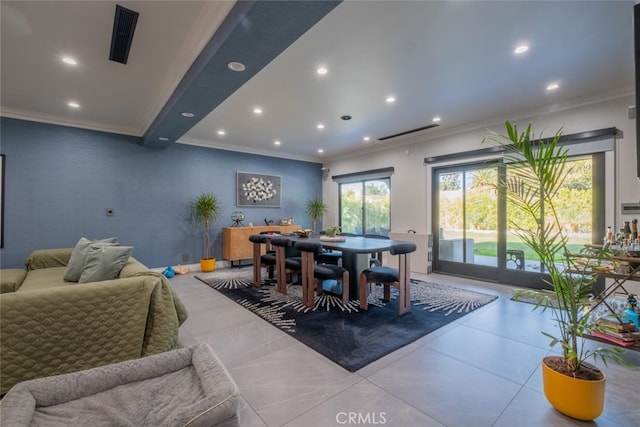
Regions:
[[323, 95, 639, 238]]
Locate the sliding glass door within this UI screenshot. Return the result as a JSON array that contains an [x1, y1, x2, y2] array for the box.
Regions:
[[435, 163, 500, 281], [339, 178, 390, 235], [434, 155, 601, 288]]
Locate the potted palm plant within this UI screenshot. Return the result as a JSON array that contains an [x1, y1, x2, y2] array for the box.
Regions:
[[191, 192, 222, 272], [305, 197, 328, 233], [484, 121, 629, 421]]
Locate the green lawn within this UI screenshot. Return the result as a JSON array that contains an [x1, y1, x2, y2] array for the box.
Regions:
[[473, 241, 587, 262], [443, 230, 591, 262]]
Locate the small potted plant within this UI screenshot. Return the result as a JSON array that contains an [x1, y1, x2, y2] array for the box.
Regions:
[[484, 121, 629, 420], [305, 197, 328, 233], [325, 225, 341, 237], [191, 192, 222, 272]]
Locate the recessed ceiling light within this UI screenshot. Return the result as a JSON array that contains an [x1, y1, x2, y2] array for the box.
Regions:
[[67, 101, 80, 109], [386, 96, 396, 104], [253, 107, 263, 115], [317, 66, 328, 75], [62, 56, 77, 65], [181, 112, 194, 118], [317, 123, 325, 130], [546, 82, 559, 91], [227, 61, 246, 72], [318, 148, 324, 153], [363, 136, 370, 142], [217, 130, 226, 136], [274, 140, 281, 146], [433, 116, 441, 123], [514, 44, 529, 54], [341, 115, 352, 121], [158, 137, 169, 141]]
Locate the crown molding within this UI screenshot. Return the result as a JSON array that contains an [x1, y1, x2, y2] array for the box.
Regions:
[[0, 108, 141, 137]]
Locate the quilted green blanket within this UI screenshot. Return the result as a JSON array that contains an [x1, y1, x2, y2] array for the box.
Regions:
[[0, 268, 187, 394]]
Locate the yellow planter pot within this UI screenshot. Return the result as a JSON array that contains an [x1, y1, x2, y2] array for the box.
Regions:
[[542, 356, 606, 421], [200, 258, 216, 272]]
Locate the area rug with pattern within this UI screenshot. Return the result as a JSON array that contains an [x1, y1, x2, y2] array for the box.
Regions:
[[196, 268, 498, 372]]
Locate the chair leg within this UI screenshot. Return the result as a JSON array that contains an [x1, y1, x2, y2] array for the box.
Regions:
[[341, 271, 349, 305], [275, 247, 287, 295], [383, 284, 391, 302], [301, 252, 315, 309], [359, 273, 369, 310], [305, 273, 315, 308], [252, 244, 262, 287], [397, 281, 410, 316], [397, 253, 411, 316], [301, 276, 309, 306]]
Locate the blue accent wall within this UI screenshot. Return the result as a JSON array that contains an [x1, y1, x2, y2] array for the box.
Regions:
[[0, 118, 322, 268]]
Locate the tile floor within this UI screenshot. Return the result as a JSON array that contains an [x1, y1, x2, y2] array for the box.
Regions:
[[170, 270, 640, 427]]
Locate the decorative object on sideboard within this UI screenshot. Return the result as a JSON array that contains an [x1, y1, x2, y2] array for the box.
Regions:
[[230, 211, 245, 227], [280, 217, 293, 225]]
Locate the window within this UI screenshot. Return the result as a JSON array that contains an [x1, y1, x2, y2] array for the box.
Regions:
[[339, 179, 390, 235], [333, 168, 393, 235]]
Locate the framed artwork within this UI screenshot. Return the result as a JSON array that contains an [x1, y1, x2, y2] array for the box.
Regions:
[[1, 154, 4, 248], [236, 172, 281, 207]]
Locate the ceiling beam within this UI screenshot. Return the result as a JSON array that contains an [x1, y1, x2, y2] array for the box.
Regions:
[[142, 0, 341, 148]]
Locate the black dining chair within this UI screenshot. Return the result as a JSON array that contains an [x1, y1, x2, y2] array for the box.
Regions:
[[317, 230, 343, 265], [259, 230, 281, 241], [270, 236, 302, 295], [359, 242, 417, 315], [248, 234, 276, 287], [364, 233, 390, 267], [294, 241, 349, 308]]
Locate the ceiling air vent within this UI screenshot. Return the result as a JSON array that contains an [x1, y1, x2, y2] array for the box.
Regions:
[[109, 5, 139, 64], [378, 124, 440, 141]]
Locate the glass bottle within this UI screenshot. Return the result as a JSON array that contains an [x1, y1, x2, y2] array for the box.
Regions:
[[624, 221, 632, 240], [632, 219, 638, 240], [604, 225, 613, 248]]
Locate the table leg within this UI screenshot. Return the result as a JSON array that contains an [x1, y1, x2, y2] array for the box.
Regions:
[[340, 252, 370, 299]]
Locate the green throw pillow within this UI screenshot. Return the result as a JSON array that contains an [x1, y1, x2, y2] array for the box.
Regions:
[[78, 245, 133, 284], [63, 237, 118, 282]]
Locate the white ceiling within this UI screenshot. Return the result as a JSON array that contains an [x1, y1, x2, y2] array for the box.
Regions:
[[0, 1, 234, 134], [1, 1, 635, 162]]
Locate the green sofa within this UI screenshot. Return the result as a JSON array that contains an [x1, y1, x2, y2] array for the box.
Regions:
[[0, 248, 189, 394]]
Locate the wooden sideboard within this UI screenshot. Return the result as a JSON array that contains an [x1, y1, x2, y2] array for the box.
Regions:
[[222, 225, 302, 262]]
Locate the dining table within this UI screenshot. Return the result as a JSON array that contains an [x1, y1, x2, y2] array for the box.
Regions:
[[286, 234, 412, 299]]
